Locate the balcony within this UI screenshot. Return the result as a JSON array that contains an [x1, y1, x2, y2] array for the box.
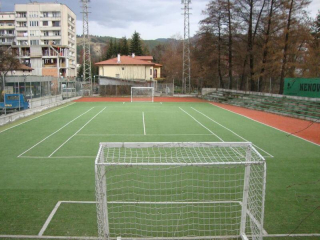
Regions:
[[0, 34, 15, 38], [0, 42, 13, 45], [16, 26, 28, 30], [17, 33, 28, 37], [0, 25, 15, 30]]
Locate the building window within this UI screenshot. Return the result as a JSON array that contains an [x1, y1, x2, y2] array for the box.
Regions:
[[43, 21, 48, 26], [29, 12, 38, 18], [30, 30, 39, 37], [29, 21, 39, 27], [150, 69, 152, 75], [30, 40, 39, 45], [52, 12, 61, 18], [42, 12, 49, 17], [122, 67, 125, 70], [43, 31, 49, 36], [44, 40, 49, 45], [18, 22, 27, 27], [16, 12, 27, 18], [52, 21, 60, 27], [53, 31, 60, 36]]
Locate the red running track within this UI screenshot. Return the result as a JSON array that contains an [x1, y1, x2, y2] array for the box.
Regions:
[[211, 102, 320, 146]]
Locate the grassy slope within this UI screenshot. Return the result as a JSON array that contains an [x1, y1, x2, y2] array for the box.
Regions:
[[0, 102, 319, 238]]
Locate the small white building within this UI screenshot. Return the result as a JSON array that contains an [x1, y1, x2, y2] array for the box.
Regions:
[[95, 54, 162, 81]]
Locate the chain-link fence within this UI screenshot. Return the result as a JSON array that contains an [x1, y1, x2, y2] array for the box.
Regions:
[[211, 76, 282, 94], [0, 76, 82, 115], [99, 82, 174, 96]]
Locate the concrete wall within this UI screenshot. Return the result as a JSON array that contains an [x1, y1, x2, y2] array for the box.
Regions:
[[202, 88, 320, 102], [0, 96, 80, 126]]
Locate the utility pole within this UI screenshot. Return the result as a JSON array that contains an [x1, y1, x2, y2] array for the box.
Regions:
[[182, 0, 191, 94], [80, 0, 92, 95]]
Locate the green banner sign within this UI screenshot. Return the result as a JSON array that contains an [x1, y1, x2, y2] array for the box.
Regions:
[[284, 78, 320, 98]]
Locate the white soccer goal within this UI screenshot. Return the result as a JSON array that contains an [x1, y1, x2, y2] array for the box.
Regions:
[[95, 142, 266, 240], [131, 87, 154, 102]]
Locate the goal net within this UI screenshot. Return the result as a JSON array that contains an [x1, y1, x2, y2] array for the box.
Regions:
[[131, 87, 154, 102], [95, 142, 266, 240]]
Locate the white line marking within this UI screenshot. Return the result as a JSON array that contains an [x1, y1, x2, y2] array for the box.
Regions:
[[38, 201, 61, 236], [18, 107, 94, 158], [142, 112, 146, 135], [0, 235, 99, 239], [19, 156, 95, 159], [191, 107, 274, 158], [2, 234, 320, 239], [210, 103, 320, 147], [0, 103, 75, 134], [179, 107, 224, 142], [77, 133, 213, 136], [48, 107, 106, 157], [38, 201, 97, 236]]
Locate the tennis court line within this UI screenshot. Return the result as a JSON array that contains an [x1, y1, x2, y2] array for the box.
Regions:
[[191, 107, 274, 158], [210, 103, 320, 147], [0, 102, 75, 135], [38, 201, 97, 236], [179, 107, 224, 141], [143, 112, 146, 135], [48, 107, 106, 157], [17, 107, 94, 158]]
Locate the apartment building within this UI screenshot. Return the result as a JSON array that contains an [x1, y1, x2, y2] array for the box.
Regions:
[[1, 2, 77, 77], [0, 12, 15, 46]]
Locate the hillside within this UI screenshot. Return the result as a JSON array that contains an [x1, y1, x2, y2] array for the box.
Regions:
[[76, 35, 172, 62]]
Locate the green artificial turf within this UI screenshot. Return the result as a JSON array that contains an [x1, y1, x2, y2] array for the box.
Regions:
[[0, 101, 319, 238]]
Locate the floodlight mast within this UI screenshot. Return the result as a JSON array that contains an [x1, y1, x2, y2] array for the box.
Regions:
[[182, 0, 191, 94], [81, 0, 92, 95]]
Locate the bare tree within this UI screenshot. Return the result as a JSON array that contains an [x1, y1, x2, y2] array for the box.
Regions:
[[279, 0, 311, 94], [0, 47, 20, 101]]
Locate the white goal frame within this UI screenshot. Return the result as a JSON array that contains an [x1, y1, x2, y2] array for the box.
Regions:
[[95, 142, 266, 240], [131, 87, 154, 102]]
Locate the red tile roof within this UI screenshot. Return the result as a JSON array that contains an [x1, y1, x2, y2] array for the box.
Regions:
[[95, 56, 155, 66], [135, 56, 153, 61], [17, 64, 34, 71]]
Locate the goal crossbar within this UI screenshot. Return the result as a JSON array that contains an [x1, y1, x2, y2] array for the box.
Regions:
[[95, 142, 266, 240], [131, 87, 154, 102]]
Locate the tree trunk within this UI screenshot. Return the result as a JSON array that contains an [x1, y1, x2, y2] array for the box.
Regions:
[[227, 0, 233, 89], [259, 0, 274, 92], [218, 17, 224, 88], [279, 0, 294, 94], [248, 0, 255, 91]]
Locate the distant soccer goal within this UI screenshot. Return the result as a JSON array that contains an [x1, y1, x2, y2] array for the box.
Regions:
[[95, 142, 266, 240], [131, 87, 154, 102]]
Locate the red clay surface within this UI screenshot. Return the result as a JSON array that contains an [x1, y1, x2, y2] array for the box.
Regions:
[[211, 102, 320, 146], [74, 97, 207, 102]]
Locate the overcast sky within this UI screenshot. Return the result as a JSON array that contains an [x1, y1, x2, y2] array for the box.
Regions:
[[2, 0, 320, 40]]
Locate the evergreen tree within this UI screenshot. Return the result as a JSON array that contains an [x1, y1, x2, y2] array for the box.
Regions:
[[114, 39, 121, 56], [105, 38, 114, 60], [130, 31, 143, 56], [120, 37, 129, 55]]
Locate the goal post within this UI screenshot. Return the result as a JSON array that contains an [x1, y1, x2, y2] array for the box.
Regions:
[[131, 87, 154, 102], [95, 142, 266, 240]]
